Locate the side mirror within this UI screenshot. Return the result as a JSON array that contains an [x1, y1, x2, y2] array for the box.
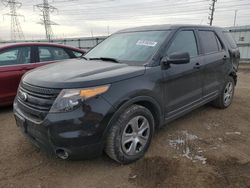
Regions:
[[161, 52, 190, 66]]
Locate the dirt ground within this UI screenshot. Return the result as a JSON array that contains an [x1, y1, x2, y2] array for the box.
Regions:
[[0, 65, 250, 188]]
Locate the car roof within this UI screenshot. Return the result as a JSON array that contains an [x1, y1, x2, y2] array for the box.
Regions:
[[0, 42, 85, 52], [117, 24, 222, 33]]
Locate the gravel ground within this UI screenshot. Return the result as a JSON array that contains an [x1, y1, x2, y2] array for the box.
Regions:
[[0, 65, 250, 188]]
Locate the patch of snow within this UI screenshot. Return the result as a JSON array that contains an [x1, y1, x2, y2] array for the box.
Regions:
[[182, 147, 192, 160], [225, 132, 241, 135], [194, 155, 207, 165], [129, 175, 137, 179], [169, 138, 185, 147], [169, 131, 207, 165], [181, 130, 198, 140]]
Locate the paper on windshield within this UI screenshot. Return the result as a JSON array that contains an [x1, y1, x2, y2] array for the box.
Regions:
[[136, 40, 158, 47]]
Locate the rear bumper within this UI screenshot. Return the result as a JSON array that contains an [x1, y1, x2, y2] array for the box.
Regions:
[[13, 96, 113, 159]]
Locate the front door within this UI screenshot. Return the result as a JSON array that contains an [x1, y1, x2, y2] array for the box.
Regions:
[[162, 29, 203, 119]]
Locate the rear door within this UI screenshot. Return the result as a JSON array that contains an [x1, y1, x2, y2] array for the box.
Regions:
[[162, 29, 203, 119], [198, 29, 228, 98], [0, 46, 32, 105], [25, 45, 72, 71], [39, 46, 71, 61]]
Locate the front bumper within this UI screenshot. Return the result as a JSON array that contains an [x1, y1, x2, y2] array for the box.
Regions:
[[13, 96, 113, 159]]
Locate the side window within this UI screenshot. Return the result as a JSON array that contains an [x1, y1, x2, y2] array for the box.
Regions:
[[216, 36, 223, 51], [199, 31, 220, 54], [53, 48, 70, 60], [39, 47, 52, 62], [223, 31, 237, 49], [72, 51, 84, 57], [0, 47, 31, 66], [38, 46, 70, 62], [167, 30, 198, 57]]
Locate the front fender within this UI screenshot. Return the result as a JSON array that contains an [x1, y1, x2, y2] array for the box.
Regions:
[[101, 95, 164, 142]]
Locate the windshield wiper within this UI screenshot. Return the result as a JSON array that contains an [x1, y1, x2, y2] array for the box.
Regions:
[[89, 57, 120, 63]]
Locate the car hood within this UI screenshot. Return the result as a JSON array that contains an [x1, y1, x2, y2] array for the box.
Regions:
[[23, 59, 146, 88]]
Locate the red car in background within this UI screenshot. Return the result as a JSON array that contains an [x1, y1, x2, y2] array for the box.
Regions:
[[0, 42, 85, 106]]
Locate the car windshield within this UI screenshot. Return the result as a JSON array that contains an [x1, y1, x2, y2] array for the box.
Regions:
[[84, 30, 171, 64]]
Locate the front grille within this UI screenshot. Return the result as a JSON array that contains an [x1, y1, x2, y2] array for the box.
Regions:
[[17, 81, 61, 121]]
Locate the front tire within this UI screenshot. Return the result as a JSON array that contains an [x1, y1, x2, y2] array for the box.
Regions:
[[212, 76, 235, 109], [105, 105, 155, 164]]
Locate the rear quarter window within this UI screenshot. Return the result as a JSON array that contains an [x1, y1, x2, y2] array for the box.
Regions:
[[223, 31, 238, 49], [72, 51, 84, 57]]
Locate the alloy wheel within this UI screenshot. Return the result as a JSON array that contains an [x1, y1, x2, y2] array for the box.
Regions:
[[224, 81, 234, 106], [121, 116, 150, 156]]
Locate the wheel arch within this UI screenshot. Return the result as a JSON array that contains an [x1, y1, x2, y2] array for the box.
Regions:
[[102, 96, 164, 141], [229, 71, 237, 85]]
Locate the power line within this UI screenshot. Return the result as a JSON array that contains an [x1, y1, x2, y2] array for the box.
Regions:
[[2, 0, 250, 40], [57, 4, 250, 21], [1, 0, 25, 40], [59, 0, 208, 12], [57, 1, 250, 16], [19, 0, 250, 19], [54, 6, 250, 25], [34, 0, 58, 41]]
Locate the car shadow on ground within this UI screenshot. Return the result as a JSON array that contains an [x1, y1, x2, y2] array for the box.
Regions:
[[0, 105, 12, 113]]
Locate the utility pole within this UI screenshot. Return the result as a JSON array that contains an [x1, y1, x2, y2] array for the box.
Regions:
[[233, 10, 238, 27], [1, 0, 25, 41], [208, 0, 217, 26], [34, 0, 58, 41]]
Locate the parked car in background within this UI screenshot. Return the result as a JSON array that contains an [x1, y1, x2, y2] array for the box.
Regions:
[[0, 42, 85, 106], [14, 25, 240, 163]]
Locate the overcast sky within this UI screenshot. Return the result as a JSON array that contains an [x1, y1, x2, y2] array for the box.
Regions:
[[0, 0, 250, 40]]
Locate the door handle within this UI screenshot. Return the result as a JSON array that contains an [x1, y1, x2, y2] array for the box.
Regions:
[[193, 63, 201, 69]]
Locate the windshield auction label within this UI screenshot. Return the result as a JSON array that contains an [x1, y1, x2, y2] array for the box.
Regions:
[[136, 40, 158, 47]]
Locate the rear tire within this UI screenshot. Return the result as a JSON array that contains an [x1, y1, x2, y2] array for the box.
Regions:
[[212, 76, 235, 109], [105, 105, 155, 164]]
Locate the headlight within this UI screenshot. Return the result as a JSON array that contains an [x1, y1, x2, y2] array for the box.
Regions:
[[50, 85, 110, 113]]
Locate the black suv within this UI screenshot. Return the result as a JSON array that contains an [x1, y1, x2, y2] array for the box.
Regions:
[[14, 25, 240, 163]]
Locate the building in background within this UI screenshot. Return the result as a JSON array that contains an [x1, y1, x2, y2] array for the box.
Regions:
[[228, 25, 250, 61]]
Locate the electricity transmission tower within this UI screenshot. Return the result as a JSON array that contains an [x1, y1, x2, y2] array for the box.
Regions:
[[1, 0, 25, 40], [208, 0, 217, 26], [34, 0, 58, 41]]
